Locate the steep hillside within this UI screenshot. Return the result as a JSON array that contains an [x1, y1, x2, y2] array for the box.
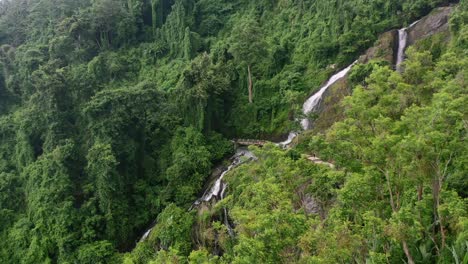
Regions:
[[128, 2, 467, 264], [0, 0, 465, 263], [311, 6, 455, 133]]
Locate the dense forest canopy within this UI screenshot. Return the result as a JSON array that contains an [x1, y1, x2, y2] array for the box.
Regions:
[[0, 0, 466, 263]]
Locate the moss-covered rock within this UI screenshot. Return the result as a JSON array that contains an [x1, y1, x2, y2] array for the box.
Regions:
[[359, 30, 399, 64]]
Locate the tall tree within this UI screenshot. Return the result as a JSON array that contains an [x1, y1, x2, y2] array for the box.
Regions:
[[229, 15, 267, 104]]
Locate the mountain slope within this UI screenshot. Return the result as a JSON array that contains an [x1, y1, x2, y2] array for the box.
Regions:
[[0, 0, 465, 263]]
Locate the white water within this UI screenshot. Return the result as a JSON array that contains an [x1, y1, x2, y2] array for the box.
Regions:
[[273, 61, 359, 148], [139, 148, 255, 242], [171, 66, 358, 239], [277, 132, 298, 148], [139, 228, 152, 242], [396, 20, 420, 72], [198, 148, 255, 203], [301, 61, 358, 130], [396, 28, 408, 71], [224, 207, 235, 237]]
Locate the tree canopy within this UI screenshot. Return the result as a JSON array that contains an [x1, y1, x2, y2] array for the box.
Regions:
[[0, 0, 465, 263]]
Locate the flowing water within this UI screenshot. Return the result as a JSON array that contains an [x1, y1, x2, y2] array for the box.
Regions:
[[139, 148, 256, 241], [301, 61, 358, 130], [277, 132, 298, 148], [139, 228, 153, 242], [396, 20, 420, 72], [193, 147, 256, 206], [139, 58, 385, 241], [267, 61, 359, 148], [168, 62, 358, 238], [396, 28, 408, 72]]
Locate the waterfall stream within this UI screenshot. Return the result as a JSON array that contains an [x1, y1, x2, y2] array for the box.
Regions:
[[138, 148, 256, 242], [276, 61, 359, 148], [301, 61, 358, 130], [139, 227, 153, 242], [138, 58, 389, 242], [396, 28, 408, 72], [277, 132, 298, 148], [396, 20, 420, 72], [192, 147, 256, 207]]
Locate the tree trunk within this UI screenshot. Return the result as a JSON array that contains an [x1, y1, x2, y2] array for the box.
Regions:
[[433, 176, 446, 254], [383, 169, 415, 264], [402, 240, 415, 264], [417, 184, 423, 201], [151, 0, 157, 33], [248, 64, 253, 104], [127, 0, 134, 15], [384, 171, 396, 212]]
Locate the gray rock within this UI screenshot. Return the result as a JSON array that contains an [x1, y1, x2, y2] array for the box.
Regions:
[[302, 194, 320, 215], [407, 7, 453, 46]]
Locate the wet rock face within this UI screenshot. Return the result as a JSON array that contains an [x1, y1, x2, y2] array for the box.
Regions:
[[407, 6, 453, 46]]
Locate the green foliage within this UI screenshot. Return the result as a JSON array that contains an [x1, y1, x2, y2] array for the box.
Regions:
[[175, 53, 232, 132], [0, 0, 464, 263], [165, 127, 212, 205], [149, 204, 194, 255], [304, 32, 468, 263], [77, 241, 119, 264]]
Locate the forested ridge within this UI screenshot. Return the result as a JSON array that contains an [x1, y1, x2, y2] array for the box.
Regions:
[[0, 0, 466, 263]]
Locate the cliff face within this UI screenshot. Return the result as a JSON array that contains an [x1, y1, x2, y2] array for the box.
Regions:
[[359, 30, 399, 65], [408, 6, 454, 46], [359, 6, 453, 65], [312, 6, 454, 133]]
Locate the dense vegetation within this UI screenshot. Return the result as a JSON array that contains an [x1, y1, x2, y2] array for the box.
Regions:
[[0, 0, 465, 263]]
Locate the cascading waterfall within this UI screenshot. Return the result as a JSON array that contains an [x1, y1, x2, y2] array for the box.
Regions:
[[277, 132, 298, 148], [193, 148, 256, 206], [396, 20, 420, 72], [139, 227, 153, 242], [271, 61, 359, 149], [190, 148, 256, 237], [396, 28, 408, 71], [301, 61, 358, 130], [299, 20, 420, 131], [139, 148, 256, 241]]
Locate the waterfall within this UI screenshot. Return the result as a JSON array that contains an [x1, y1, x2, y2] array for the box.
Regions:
[[139, 228, 153, 242], [277, 132, 298, 149], [396, 28, 408, 71], [189, 147, 255, 239], [139, 147, 256, 242], [276, 61, 358, 146], [301, 61, 358, 130], [197, 148, 256, 204], [396, 20, 420, 72]]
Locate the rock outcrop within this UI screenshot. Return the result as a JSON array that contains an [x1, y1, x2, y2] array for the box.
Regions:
[[359, 30, 399, 64], [407, 7, 454, 46], [358, 6, 453, 65]]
